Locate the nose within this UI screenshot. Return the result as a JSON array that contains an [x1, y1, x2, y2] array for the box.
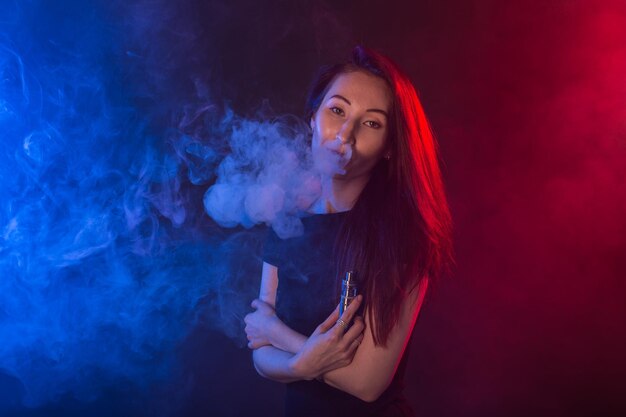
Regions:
[[336, 121, 356, 145]]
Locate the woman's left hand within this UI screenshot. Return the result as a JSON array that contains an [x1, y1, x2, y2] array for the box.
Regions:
[[288, 295, 365, 380], [244, 299, 281, 349]]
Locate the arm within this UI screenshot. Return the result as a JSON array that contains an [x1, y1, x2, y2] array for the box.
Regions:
[[320, 278, 429, 402], [251, 346, 300, 383], [247, 262, 302, 382], [247, 262, 307, 353], [252, 297, 365, 383], [246, 262, 365, 382], [247, 262, 427, 401]]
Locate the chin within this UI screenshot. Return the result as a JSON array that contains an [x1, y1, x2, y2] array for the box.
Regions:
[[331, 171, 355, 181]]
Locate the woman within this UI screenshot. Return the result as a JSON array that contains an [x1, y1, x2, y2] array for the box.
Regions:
[[244, 46, 453, 416]]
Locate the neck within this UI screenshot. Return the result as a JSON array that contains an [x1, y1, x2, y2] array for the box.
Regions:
[[310, 174, 371, 214]]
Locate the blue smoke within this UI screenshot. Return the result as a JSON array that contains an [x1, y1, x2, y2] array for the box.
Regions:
[[0, 0, 312, 409], [203, 109, 321, 239]]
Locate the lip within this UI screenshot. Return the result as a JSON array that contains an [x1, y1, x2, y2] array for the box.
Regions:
[[333, 149, 353, 169]]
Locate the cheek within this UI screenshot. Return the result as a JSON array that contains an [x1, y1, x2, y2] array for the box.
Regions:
[[355, 131, 387, 157], [310, 129, 326, 162], [315, 113, 340, 141], [311, 125, 323, 150]]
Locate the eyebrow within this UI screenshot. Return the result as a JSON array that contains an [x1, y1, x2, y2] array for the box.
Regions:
[[329, 94, 388, 118]]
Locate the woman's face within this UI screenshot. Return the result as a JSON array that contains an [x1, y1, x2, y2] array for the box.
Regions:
[[311, 70, 392, 180]]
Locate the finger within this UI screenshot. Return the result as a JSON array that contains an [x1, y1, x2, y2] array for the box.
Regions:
[[248, 340, 261, 350], [347, 334, 364, 354], [316, 304, 340, 334], [252, 298, 274, 313], [342, 316, 364, 342], [340, 294, 363, 323], [250, 339, 270, 349], [244, 326, 255, 339], [244, 312, 255, 324], [331, 295, 363, 335]]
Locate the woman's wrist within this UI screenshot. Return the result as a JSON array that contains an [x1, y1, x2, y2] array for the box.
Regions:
[[287, 352, 316, 381], [268, 316, 307, 354], [267, 314, 285, 348]]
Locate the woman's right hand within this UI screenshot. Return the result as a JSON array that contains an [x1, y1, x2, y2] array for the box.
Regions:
[[244, 298, 281, 349], [288, 295, 365, 380]]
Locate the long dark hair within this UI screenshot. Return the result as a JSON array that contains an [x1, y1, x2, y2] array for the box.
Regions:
[[305, 46, 453, 346]]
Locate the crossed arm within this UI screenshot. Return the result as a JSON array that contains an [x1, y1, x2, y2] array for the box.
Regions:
[[244, 262, 428, 402]]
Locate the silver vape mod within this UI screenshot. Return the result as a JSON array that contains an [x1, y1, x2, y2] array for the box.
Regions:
[[339, 271, 358, 317]]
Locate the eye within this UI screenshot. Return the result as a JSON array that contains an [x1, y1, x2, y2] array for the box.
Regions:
[[364, 120, 382, 129], [329, 106, 344, 116]]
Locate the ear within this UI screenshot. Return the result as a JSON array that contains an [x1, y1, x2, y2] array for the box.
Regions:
[[309, 114, 315, 130]]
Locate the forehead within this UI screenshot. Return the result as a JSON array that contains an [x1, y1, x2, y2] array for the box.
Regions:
[[323, 71, 392, 111]]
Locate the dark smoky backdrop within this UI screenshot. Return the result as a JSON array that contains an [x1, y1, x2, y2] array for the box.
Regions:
[[1, 0, 624, 416]]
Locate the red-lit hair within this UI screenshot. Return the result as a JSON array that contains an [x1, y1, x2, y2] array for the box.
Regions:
[[305, 46, 453, 346]]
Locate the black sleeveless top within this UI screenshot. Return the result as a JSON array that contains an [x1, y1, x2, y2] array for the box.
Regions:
[[263, 212, 414, 417]]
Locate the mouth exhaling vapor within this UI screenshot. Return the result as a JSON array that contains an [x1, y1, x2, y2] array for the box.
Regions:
[[315, 138, 353, 176]]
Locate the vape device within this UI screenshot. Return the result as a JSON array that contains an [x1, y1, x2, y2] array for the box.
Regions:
[[339, 271, 358, 317]]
